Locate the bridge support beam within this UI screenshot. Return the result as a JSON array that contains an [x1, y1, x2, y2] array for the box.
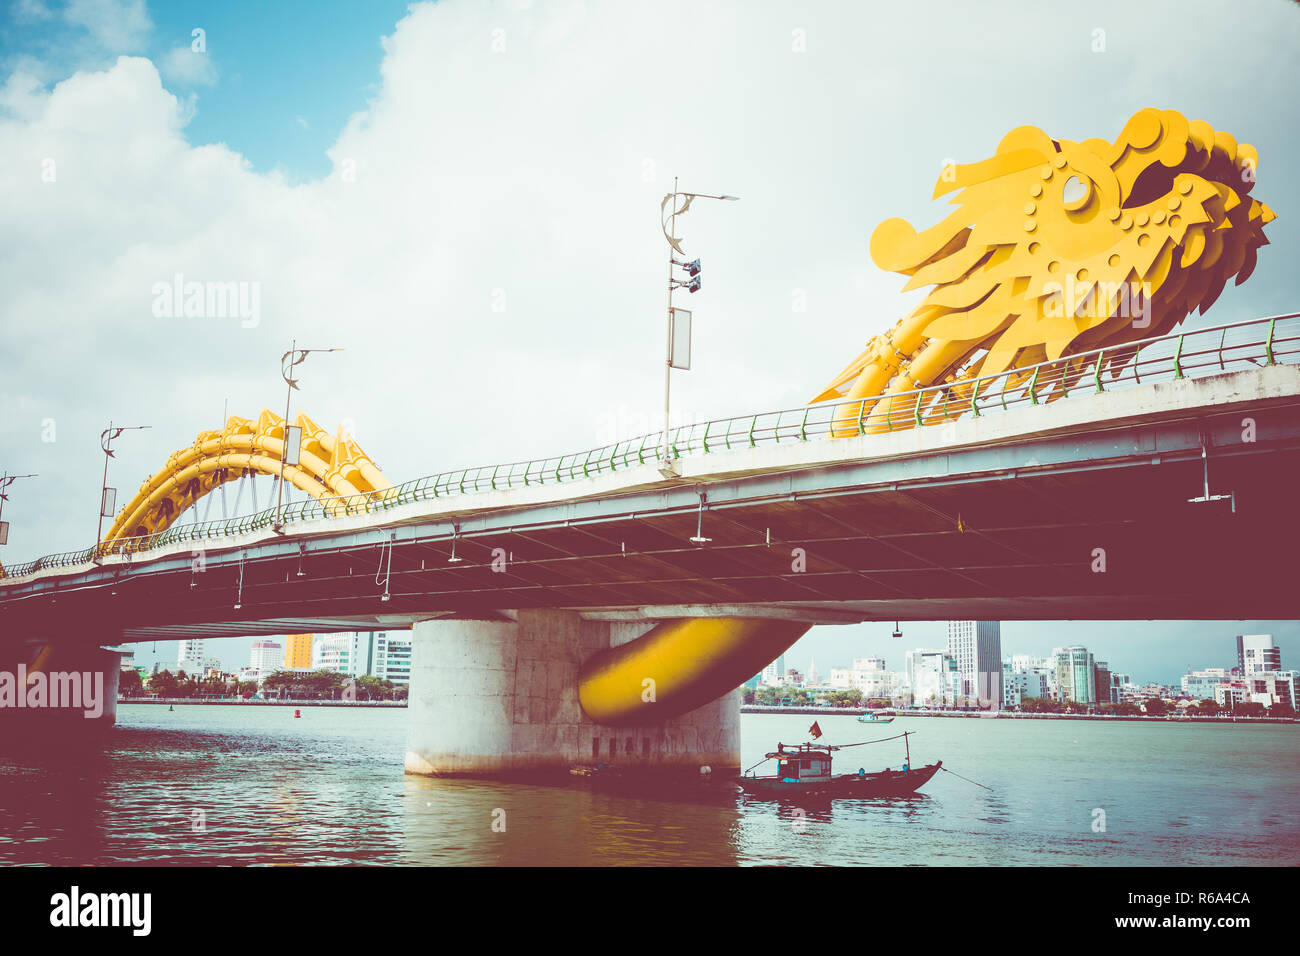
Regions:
[[405, 610, 742, 778]]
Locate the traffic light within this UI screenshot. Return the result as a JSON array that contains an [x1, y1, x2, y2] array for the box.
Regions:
[[673, 257, 702, 292]]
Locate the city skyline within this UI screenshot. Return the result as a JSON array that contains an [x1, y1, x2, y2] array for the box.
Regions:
[[125, 618, 1300, 689], [781, 619, 1299, 687]]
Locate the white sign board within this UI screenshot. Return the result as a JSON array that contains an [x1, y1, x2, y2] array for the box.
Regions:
[[283, 425, 303, 466], [669, 308, 692, 370], [101, 487, 116, 517]]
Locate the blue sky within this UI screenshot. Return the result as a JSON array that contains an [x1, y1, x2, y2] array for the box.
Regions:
[[3, 0, 1299, 682], [1, 0, 410, 180]]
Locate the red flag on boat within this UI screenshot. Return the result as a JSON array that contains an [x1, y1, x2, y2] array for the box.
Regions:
[[809, 721, 822, 739]]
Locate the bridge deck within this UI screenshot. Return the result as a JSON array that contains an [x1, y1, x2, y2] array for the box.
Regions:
[[3, 363, 1299, 643]]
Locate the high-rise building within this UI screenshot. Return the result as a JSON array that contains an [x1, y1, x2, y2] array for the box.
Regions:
[[1093, 661, 1115, 705], [1002, 663, 1050, 707], [283, 633, 314, 670], [904, 649, 961, 707], [374, 634, 412, 684], [311, 631, 413, 685], [1237, 635, 1281, 675], [1051, 646, 1096, 704], [177, 639, 206, 674], [249, 641, 283, 683], [760, 653, 785, 686], [947, 621, 1003, 707], [313, 633, 367, 677]]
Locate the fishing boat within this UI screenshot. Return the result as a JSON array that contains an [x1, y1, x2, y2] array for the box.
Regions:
[[856, 712, 894, 724], [738, 731, 940, 798]]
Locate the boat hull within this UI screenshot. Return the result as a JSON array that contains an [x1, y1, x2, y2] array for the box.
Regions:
[[739, 761, 941, 798]]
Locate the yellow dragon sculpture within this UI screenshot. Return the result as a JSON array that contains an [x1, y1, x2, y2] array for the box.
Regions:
[[812, 107, 1275, 433]]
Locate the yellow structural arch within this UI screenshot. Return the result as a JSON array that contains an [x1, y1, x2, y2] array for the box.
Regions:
[[104, 409, 391, 543]]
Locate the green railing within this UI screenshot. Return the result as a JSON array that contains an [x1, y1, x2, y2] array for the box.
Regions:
[[3, 312, 1297, 581]]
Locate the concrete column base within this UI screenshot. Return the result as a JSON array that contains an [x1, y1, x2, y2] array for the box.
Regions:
[[405, 610, 740, 778]]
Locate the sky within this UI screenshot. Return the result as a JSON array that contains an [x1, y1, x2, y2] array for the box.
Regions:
[[2, 0, 1298, 681]]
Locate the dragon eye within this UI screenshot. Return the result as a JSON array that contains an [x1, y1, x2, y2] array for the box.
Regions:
[[1062, 175, 1091, 210]]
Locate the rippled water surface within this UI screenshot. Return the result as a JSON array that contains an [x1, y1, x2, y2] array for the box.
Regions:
[[0, 705, 1296, 865]]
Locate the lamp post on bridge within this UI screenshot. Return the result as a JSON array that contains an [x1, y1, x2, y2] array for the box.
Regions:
[[274, 341, 342, 534], [658, 179, 739, 475], [96, 423, 150, 558], [0, 472, 37, 549]]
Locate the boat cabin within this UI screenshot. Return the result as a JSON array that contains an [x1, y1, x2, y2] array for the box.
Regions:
[[768, 743, 833, 783]]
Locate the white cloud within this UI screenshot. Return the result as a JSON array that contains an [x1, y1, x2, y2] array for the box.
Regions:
[[62, 0, 152, 52], [158, 45, 217, 87], [1, 0, 1297, 560]]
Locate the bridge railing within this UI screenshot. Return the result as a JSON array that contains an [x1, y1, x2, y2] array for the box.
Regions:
[[3, 312, 1297, 579]]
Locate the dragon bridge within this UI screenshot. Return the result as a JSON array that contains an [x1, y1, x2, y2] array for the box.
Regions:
[[15, 108, 1273, 730]]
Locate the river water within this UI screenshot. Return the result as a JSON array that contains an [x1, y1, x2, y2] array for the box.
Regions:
[[0, 705, 1295, 866]]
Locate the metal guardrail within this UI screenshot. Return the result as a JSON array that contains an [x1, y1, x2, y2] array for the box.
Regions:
[[4, 312, 1298, 580]]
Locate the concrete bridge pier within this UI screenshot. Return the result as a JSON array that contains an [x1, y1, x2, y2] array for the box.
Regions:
[[404, 610, 743, 779], [0, 640, 123, 735]]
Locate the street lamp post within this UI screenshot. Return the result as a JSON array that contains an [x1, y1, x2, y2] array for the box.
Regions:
[[658, 178, 738, 473], [274, 341, 342, 533], [0, 472, 37, 548], [96, 423, 151, 557]]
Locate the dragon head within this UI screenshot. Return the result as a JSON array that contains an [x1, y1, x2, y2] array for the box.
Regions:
[[814, 108, 1275, 407]]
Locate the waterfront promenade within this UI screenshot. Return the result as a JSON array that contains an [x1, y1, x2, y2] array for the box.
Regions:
[[120, 697, 406, 708], [741, 705, 1299, 724]]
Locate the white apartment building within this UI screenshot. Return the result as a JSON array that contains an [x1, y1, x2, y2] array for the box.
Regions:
[[850, 658, 896, 700], [904, 650, 960, 707], [760, 654, 786, 687], [1242, 670, 1298, 708], [1002, 663, 1050, 707], [249, 640, 283, 683], [1237, 635, 1281, 676], [177, 638, 207, 673]]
